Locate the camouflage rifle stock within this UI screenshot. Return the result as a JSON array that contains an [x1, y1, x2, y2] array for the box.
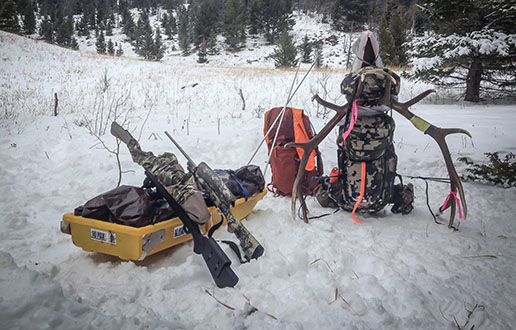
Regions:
[[165, 131, 264, 261]]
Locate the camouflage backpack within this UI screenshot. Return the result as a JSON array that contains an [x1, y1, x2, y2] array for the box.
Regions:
[[315, 67, 412, 217]]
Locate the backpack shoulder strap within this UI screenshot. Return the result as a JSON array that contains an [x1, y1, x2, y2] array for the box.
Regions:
[[291, 108, 317, 172]]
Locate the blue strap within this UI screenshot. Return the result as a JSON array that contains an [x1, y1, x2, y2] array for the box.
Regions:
[[230, 173, 248, 201], [214, 170, 249, 201]]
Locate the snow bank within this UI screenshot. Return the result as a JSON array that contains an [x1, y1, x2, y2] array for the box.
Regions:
[[1, 31, 516, 330]]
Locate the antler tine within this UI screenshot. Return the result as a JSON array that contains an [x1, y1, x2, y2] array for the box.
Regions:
[[287, 81, 365, 222], [387, 95, 471, 228], [286, 107, 348, 222], [398, 89, 437, 108]]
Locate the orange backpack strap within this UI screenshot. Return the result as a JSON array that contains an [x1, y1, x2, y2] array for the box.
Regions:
[[291, 108, 316, 171], [351, 161, 366, 224]]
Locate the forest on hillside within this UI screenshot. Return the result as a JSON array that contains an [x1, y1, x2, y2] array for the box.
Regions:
[[0, 0, 514, 102]]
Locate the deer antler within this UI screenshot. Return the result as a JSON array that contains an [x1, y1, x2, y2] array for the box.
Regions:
[[383, 79, 471, 228], [285, 80, 364, 222], [289, 71, 471, 228]]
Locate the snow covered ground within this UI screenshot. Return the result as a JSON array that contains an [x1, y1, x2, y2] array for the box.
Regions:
[[1, 30, 516, 330]]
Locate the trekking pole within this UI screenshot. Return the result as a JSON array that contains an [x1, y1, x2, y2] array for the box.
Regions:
[[247, 58, 318, 168], [262, 60, 302, 176]]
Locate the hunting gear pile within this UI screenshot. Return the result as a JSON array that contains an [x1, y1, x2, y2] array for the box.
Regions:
[[286, 31, 471, 228]]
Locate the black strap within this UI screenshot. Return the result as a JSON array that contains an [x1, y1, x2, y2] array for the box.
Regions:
[[208, 213, 224, 237], [221, 240, 248, 264]]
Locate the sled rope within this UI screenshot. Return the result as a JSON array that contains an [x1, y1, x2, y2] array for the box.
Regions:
[[351, 161, 366, 224]]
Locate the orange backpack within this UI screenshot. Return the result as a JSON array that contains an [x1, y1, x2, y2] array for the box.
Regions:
[[264, 107, 323, 196]]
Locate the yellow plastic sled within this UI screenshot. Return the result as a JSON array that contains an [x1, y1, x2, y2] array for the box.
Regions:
[[61, 189, 266, 261]]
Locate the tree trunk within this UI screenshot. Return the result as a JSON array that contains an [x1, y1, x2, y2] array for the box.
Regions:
[[465, 57, 483, 102]]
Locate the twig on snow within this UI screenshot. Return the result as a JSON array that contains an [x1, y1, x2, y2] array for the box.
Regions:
[[204, 289, 235, 311], [242, 294, 278, 320], [310, 258, 334, 273]]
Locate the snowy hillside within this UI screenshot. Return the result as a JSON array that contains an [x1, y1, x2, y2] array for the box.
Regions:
[[1, 30, 516, 330]]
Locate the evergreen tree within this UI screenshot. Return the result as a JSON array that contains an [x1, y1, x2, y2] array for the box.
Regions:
[[152, 28, 165, 60], [121, 8, 136, 40], [116, 42, 124, 56], [407, 0, 516, 102], [261, 0, 294, 44], [272, 28, 298, 68], [76, 14, 90, 37], [191, 0, 221, 47], [70, 37, 79, 50], [207, 32, 219, 55], [0, 0, 20, 33], [107, 39, 115, 55], [162, 11, 177, 39], [40, 17, 54, 42], [96, 31, 107, 54], [134, 9, 152, 51], [223, 0, 246, 50], [197, 38, 208, 63], [389, 6, 408, 66], [300, 34, 312, 63], [177, 4, 190, 55], [56, 18, 74, 46], [377, 14, 397, 66], [313, 42, 323, 68], [331, 0, 368, 31], [139, 29, 154, 59], [22, 0, 35, 34], [106, 19, 114, 36], [247, 0, 263, 35]]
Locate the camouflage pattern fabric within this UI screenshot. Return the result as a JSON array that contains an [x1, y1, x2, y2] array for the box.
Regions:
[[330, 113, 398, 213], [127, 140, 211, 224], [340, 67, 401, 104]]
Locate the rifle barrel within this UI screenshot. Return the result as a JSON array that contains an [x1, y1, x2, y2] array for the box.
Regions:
[[165, 131, 197, 167]]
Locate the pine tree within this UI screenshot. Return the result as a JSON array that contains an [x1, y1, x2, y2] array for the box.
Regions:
[[191, 0, 220, 47], [96, 31, 107, 54], [300, 35, 312, 63], [116, 43, 124, 56], [56, 18, 74, 46], [106, 19, 114, 36], [261, 0, 294, 44], [207, 32, 218, 55], [389, 6, 408, 66], [177, 5, 190, 55], [139, 29, 154, 59], [134, 9, 152, 51], [70, 37, 79, 50], [377, 15, 396, 66], [0, 0, 20, 33], [122, 8, 136, 40], [152, 28, 165, 61], [331, 0, 368, 31], [272, 28, 298, 68], [107, 39, 115, 55], [197, 38, 208, 63], [76, 14, 90, 37], [40, 17, 54, 42], [247, 0, 263, 35], [22, 0, 36, 34], [313, 42, 323, 68], [408, 0, 516, 102], [223, 0, 246, 50]]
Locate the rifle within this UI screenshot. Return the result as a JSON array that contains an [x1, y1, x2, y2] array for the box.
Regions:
[[144, 170, 238, 288], [110, 121, 238, 288], [165, 131, 265, 261]]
